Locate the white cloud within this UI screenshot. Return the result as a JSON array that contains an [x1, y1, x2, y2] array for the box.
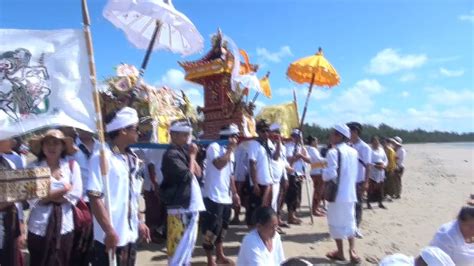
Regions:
[[439, 67, 465, 77], [311, 89, 331, 100], [399, 73, 416, 82], [401, 91, 410, 98], [367, 48, 427, 75], [459, 11, 474, 23], [256, 46, 293, 64], [156, 68, 204, 107], [426, 87, 474, 106], [326, 79, 383, 114]]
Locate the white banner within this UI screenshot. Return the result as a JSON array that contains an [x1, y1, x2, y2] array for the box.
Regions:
[[0, 29, 95, 139]]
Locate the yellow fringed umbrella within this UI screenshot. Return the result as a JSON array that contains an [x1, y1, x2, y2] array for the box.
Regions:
[[287, 47, 339, 127]]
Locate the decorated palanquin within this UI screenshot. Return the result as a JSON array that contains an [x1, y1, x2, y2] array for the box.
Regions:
[[179, 29, 258, 139], [100, 64, 192, 143], [0, 167, 50, 203]]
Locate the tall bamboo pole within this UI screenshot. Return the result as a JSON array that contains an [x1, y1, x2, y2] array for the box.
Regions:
[[81, 0, 116, 265], [293, 88, 314, 225]]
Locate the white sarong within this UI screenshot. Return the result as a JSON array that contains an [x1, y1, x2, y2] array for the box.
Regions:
[[271, 182, 280, 212], [327, 202, 356, 239], [168, 210, 199, 266]]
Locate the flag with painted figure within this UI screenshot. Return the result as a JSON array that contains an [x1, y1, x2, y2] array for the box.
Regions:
[[0, 29, 95, 139]]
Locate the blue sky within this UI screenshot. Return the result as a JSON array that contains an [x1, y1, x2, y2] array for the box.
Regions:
[[1, 0, 473, 132]]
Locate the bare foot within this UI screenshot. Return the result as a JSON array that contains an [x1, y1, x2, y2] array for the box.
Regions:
[[349, 249, 361, 264], [216, 256, 232, 265], [326, 250, 345, 261]]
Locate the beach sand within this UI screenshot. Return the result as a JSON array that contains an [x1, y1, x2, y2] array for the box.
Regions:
[[135, 143, 474, 265]]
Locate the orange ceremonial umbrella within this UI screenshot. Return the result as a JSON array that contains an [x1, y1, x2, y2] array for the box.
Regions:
[[287, 47, 339, 128]]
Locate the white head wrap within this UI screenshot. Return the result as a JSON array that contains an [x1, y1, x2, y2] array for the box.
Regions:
[[291, 128, 302, 136], [333, 124, 351, 139], [170, 120, 193, 133], [219, 123, 240, 136], [420, 246, 455, 266], [106, 107, 139, 133], [269, 123, 281, 132]]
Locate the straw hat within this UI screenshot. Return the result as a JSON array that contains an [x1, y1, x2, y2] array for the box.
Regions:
[[392, 136, 403, 146], [29, 129, 77, 156]]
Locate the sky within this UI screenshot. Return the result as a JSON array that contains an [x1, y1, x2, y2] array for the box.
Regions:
[[1, 0, 473, 132]]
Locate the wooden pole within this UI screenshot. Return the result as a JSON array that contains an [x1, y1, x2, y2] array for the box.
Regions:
[[292, 83, 314, 225], [138, 20, 162, 78], [81, 0, 116, 265]]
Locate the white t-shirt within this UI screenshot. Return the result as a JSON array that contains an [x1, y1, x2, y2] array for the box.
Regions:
[[203, 142, 234, 205], [351, 138, 372, 183], [234, 142, 249, 183], [285, 142, 306, 175], [430, 220, 474, 266], [237, 229, 285, 266], [270, 142, 287, 183], [370, 146, 388, 183], [3, 152, 26, 169], [134, 148, 166, 191], [28, 159, 82, 236], [87, 145, 143, 247], [307, 145, 325, 175], [74, 138, 100, 201], [322, 143, 358, 203], [396, 147, 406, 168], [247, 139, 274, 186]]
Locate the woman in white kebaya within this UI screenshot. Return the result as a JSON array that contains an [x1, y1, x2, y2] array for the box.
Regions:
[[237, 207, 285, 266], [27, 129, 82, 266], [430, 203, 474, 265], [368, 136, 388, 209]]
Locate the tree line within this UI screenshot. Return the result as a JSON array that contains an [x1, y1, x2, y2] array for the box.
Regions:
[[302, 123, 474, 144]]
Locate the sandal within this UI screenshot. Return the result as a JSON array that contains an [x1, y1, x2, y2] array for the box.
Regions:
[[326, 250, 345, 261], [349, 250, 361, 264]]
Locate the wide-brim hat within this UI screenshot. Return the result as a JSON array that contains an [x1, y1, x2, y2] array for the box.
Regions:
[[392, 136, 403, 146], [29, 129, 77, 156]]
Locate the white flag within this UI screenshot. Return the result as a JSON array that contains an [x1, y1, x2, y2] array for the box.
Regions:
[[0, 29, 95, 139]]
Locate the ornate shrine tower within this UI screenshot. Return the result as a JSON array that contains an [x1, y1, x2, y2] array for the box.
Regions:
[[179, 29, 257, 139]]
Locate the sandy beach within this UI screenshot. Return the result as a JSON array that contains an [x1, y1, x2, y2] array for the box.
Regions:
[[135, 142, 474, 265]]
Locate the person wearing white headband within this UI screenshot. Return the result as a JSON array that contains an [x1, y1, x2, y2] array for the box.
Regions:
[[161, 119, 205, 265], [87, 107, 150, 266], [285, 128, 311, 225], [379, 246, 455, 266], [346, 121, 371, 239], [268, 123, 289, 232], [323, 124, 361, 264], [201, 123, 241, 266]]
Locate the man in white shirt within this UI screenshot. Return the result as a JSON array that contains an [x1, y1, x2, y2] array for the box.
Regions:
[[306, 135, 326, 217], [246, 120, 274, 227], [323, 124, 361, 264], [347, 122, 371, 238], [231, 141, 249, 225], [392, 136, 406, 199], [87, 107, 150, 266], [74, 128, 100, 202], [201, 124, 240, 266], [285, 129, 311, 225], [269, 124, 290, 232]]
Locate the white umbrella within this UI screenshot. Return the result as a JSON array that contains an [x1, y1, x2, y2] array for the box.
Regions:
[[234, 73, 263, 95], [103, 0, 204, 75]]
